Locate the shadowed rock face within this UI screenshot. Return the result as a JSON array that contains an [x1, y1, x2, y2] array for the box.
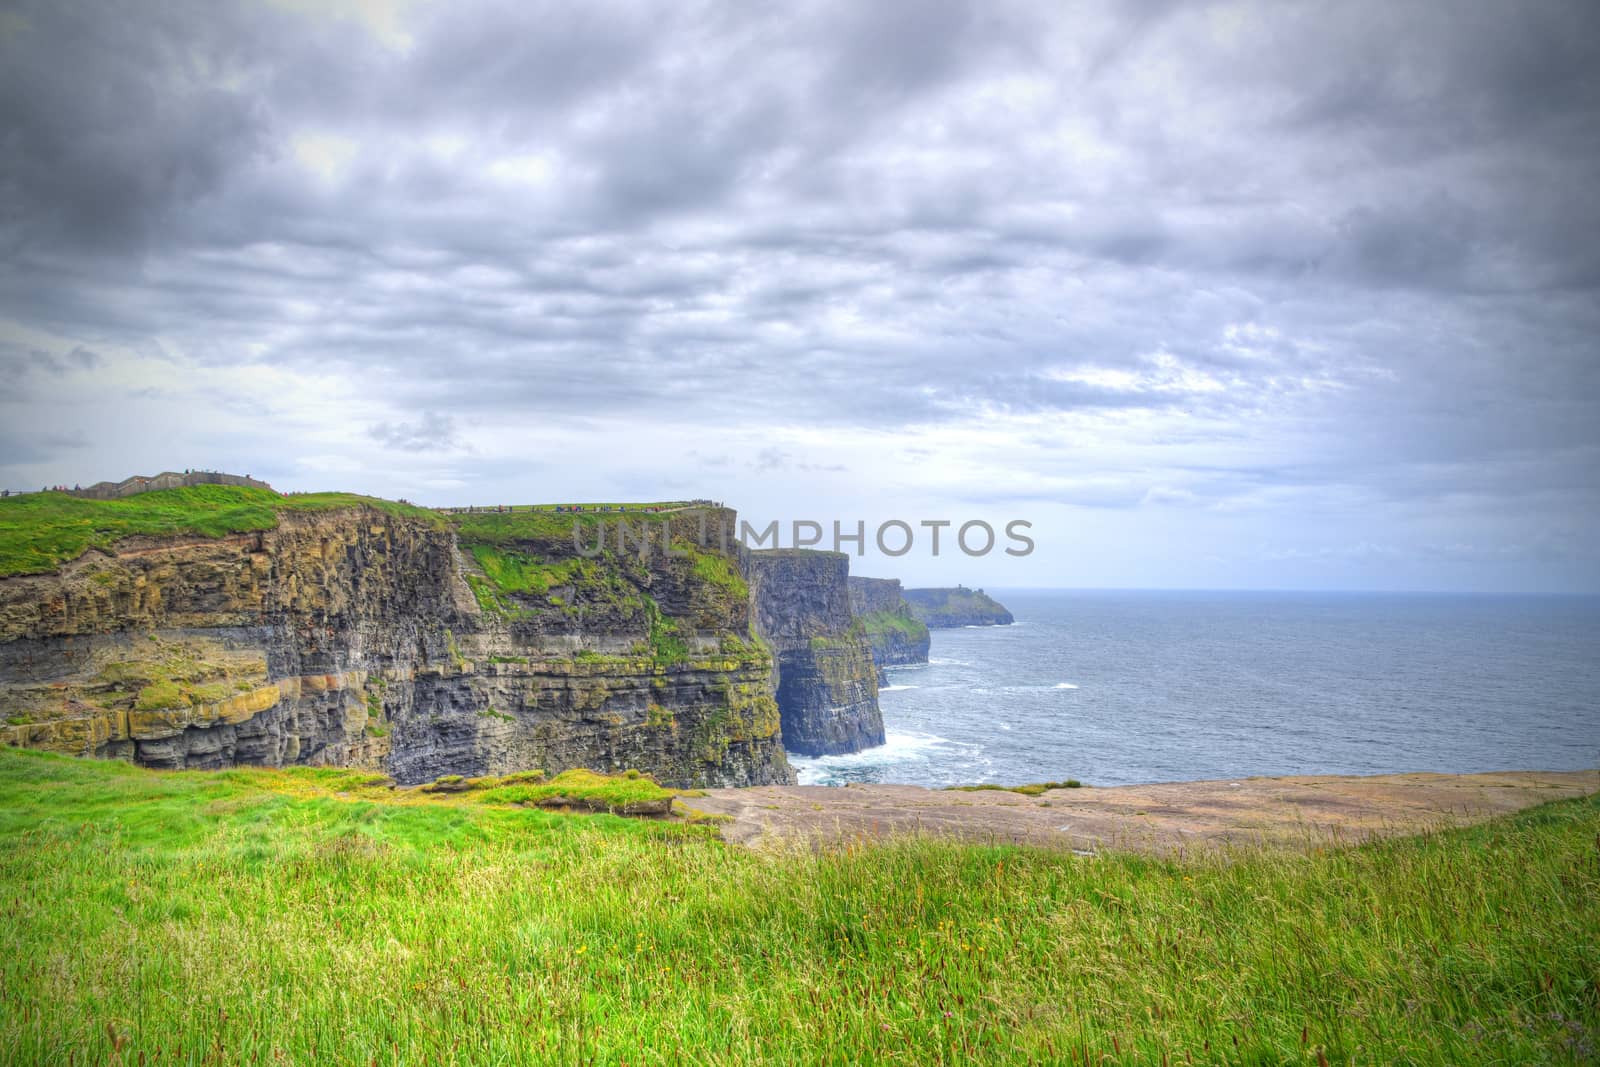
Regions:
[[0, 506, 795, 788], [748, 550, 883, 757], [848, 576, 931, 684], [903, 586, 1014, 628]]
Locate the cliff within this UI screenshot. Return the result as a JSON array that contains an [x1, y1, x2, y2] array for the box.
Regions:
[[748, 550, 884, 757], [0, 488, 794, 788], [903, 585, 1014, 628], [847, 576, 930, 683]]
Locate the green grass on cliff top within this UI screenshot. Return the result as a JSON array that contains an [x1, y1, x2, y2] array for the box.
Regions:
[[0, 488, 719, 577], [450, 502, 714, 547], [0, 485, 442, 577], [859, 608, 931, 640], [2, 747, 1597, 1065]]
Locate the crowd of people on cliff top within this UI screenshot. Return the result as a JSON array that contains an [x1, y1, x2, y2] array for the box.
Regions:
[[436, 499, 721, 515], [447, 503, 671, 514], [6, 484, 81, 495]]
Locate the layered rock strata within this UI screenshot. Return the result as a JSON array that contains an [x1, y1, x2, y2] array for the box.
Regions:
[[748, 550, 884, 757], [0, 499, 794, 788]]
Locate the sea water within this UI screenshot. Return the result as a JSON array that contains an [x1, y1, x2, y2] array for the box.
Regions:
[[789, 590, 1600, 787]]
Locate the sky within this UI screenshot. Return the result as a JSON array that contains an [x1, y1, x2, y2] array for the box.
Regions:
[[1, 0, 1597, 592]]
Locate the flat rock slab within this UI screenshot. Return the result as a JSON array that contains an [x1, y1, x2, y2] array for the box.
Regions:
[[694, 770, 1599, 854]]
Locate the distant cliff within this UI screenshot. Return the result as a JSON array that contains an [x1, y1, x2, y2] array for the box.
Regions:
[[0, 488, 794, 788], [748, 550, 884, 757], [847, 576, 930, 683], [903, 586, 1014, 628]]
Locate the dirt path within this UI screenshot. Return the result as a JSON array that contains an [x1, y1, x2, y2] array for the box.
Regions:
[[691, 770, 1599, 854]]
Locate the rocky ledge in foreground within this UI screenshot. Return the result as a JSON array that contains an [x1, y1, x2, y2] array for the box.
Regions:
[[691, 770, 1599, 853], [903, 585, 1014, 628]]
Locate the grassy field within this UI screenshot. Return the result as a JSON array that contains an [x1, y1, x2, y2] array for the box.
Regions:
[[0, 749, 1596, 1065], [0, 486, 443, 577]]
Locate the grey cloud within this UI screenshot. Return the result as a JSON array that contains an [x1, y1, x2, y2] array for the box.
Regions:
[[0, 0, 274, 256], [753, 448, 790, 473], [368, 411, 462, 453], [0, 0, 1597, 588], [0, 429, 88, 469]]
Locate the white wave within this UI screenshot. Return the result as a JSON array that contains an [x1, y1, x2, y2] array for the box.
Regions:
[[880, 684, 918, 692], [789, 731, 958, 785], [974, 682, 1079, 693], [928, 657, 970, 666], [997, 722, 1013, 730]]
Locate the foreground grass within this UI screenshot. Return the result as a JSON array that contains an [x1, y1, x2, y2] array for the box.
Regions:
[[0, 750, 1595, 1065]]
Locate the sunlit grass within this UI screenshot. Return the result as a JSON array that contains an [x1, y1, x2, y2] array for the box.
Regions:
[[1, 748, 1595, 1064], [0, 486, 442, 576]]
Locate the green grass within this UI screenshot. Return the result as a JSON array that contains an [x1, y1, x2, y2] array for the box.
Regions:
[[471, 768, 675, 812], [644, 597, 691, 665], [450, 505, 707, 549], [467, 544, 591, 597], [859, 609, 931, 641], [1, 749, 1596, 1065], [0, 486, 442, 576], [947, 780, 1084, 796], [690, 549, 749, 601]]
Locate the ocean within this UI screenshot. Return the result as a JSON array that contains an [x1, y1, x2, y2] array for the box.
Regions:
[[789, 589, 1600, 788]]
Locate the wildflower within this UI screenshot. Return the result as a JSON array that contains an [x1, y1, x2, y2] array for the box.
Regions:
[[576, 945, 588, 955]]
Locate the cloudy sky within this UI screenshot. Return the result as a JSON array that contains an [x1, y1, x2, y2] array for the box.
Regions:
[[2, 0, 1597, 591]]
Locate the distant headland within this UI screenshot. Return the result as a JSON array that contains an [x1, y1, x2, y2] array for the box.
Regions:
[[903, 585, 1015, 628]]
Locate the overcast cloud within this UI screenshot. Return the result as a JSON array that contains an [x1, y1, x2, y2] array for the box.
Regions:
[[2, 0, 1597, 591]]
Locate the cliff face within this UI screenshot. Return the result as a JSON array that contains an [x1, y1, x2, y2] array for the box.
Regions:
[[748, 550, 883, 757], [0, 501, 794, 788], [847, 576, 931, 684], [903, 586, 1014, 628]]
